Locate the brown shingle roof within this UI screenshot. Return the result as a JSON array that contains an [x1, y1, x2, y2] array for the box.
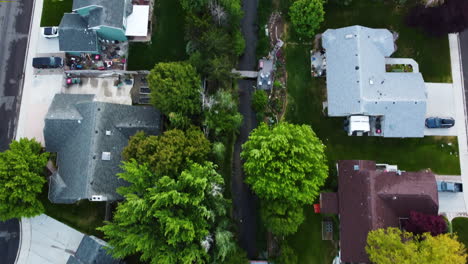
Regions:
[[325, 160, 438, 263], [320, 193, 339, 214]]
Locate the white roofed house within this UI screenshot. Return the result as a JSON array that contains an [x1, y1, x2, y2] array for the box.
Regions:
[[322, 25, 427, 138]]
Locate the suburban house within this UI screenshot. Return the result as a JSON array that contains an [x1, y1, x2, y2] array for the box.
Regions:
[[59, 0, 150, 54], [69, 235, 124, 264], [18, 214, 124, 264], [44, 94, 161, 204], [321, 26, 427, 138], [320, 160, 439, 263]]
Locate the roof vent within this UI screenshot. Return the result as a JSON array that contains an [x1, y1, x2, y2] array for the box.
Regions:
[[91, 195, 103, 201], [106, 130, 111, 136], [369, 78, 374, 85], [345, 34, 354, 39], [102, 152, 111, 161], [353, 165, 360, 171]]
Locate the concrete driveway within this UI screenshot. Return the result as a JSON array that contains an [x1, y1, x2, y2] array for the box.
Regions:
[[15, 0, 64, 144], [424, 82, 458, 136]]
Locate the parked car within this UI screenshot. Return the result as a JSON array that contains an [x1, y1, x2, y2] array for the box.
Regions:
[[32, 57, 63, 69], [42, 26, 59, 38], [425, 117, 455, 128], [437, 181, 463, 192]]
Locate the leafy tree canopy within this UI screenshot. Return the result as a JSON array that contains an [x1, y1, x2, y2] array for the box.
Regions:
[[205, 90, 243, 137], [122, 128, 210, 177], [148, 62, 202, 117], [260, 201, 305, 236], [241, 122, 327, 235], [241, 122, 328, 204], [366, 227, 467, 264], [99, 161, 232, 264], [0, 138, 49, 220], [252, 89, 268, 113], [289, 0, 325, 38], [180, 0, 209, 11]]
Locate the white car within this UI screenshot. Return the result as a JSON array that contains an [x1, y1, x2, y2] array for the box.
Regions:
[[42, 27, 59, 38]]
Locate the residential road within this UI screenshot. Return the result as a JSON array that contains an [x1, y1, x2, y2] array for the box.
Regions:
[[0, 219, 20, 264], [0, 0, 34, 150]]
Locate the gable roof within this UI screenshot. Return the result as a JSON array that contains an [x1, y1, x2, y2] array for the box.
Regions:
[[67, 235, 124, 264], [321, 160, 438, 263], [44, 94, 161, 203], [73, 0, 133, 29], [59, 13, 99, 53], [322, 26, 427, 138]]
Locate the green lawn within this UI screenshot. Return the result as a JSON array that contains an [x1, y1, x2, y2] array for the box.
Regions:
[[39, 185, 106, 237], [127, 0, 187, 70], [320, 0, 451, 83], [452, 217, 468, 248], [288, 208, 336, 264], [41, 0, 73, 27]]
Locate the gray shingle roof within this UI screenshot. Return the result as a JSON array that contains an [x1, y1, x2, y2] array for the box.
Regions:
[[67, 235, 124, 264], [72, 0, 132, 29], [44, 94, 161, 204], [59, 13, 99, 53], [322, 26, 427, 138]]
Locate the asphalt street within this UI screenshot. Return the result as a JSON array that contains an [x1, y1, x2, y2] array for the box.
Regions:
[[0, 0, 33, 151], [0, 219, 20, 264], [232, 0, 259, 259]]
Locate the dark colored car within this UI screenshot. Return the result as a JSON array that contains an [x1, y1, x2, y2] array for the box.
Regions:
[[32, 57, 63, 69], [425, 117, 455, 128]]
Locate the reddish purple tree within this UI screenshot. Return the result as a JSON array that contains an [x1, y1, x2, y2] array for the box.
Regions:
[[404, 211, 447, 236]]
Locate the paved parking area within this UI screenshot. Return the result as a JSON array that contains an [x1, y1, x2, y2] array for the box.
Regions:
[[15, 74, 63, 144], [424, 82, 458, 136], [63, 76, 133, 105], [15, 0, 64, 145]]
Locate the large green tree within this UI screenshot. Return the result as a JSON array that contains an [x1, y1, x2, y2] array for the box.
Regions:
[[366, 227, 467, 264], [289, 0, 325, 38], [180, 0, 209, 11], [99, 161, 233, 264], [204, 90, 243, 137], [0, 138, 49, 220], [241, 122, 328, 235], [148, 62, 202, 117], [122, 127, 210, 177]]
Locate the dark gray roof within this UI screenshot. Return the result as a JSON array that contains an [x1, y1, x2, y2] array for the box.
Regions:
[[59, 13, 99, 53], [67, 235, 124, 264], [73, 0, 133, 29], [44, 94, 161, 204], [322, 26, 427, 138]]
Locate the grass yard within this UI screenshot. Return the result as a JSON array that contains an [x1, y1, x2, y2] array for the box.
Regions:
[[41, 0, 73, 27], [127, 0, 187, 70], [320, 0, 452, 83], [288, 208, 336, 264], [452, 217, 468, 248], [39, 185, 106, 237]]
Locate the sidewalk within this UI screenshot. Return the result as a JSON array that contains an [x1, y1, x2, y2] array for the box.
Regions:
[[15, 0, 63, 144], [449, 33, 468, 213]]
